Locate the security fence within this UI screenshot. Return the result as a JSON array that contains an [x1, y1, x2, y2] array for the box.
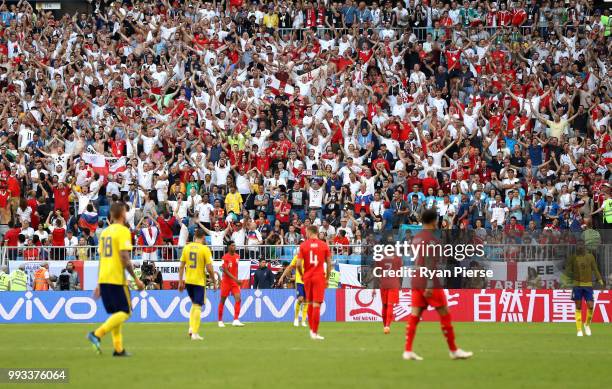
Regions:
[[2, 243, 611, 271]]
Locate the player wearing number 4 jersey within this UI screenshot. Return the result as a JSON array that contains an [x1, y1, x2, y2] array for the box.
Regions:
[[296, 226, 332, 340], [218, 241, 244, 327], [178, 229, 216, 340], [404, 209, 473, 361], [87, 203, 144, 357]]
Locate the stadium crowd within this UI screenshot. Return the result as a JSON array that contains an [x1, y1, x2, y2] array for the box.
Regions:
[[0, 0, 609, 265]]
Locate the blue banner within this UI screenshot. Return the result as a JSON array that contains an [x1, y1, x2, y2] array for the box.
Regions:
[[0, 290, 336, 324]]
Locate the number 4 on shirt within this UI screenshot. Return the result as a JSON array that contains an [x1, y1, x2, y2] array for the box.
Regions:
[[309, 252, 319, 267]]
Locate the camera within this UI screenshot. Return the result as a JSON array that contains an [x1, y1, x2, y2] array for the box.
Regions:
[[141, 260, 155, 276], [58, 269, 71, 291]]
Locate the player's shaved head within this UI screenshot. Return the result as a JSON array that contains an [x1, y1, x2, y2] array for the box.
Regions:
[[194, 229, 205, 241], [421, 209, 438, 227], [110, 202, 127, 223], [306, 225, 318, 238]]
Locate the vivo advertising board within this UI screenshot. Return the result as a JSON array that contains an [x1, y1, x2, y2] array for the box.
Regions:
[[0, 290, 336, 323]]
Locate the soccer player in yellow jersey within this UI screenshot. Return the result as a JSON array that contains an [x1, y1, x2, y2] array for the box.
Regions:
[[88, 203, 144, 357], [178, 229, 216, 341], [566, 242, 604, 337], [277, 255, 308, 327]]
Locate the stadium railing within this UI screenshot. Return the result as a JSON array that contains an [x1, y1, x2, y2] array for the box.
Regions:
[[1, 243, 609, 266]]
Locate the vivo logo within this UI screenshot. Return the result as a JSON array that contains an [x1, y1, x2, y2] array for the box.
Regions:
[[0, 292, 97, 321], [0, 291, 329, 322]]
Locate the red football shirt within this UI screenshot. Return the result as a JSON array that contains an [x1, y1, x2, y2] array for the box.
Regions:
[[298, 238, 331, 281], [0, 189, 10, 207], [4, 227, 20, 247], [7, 176, 20, 197], [53, 187, 70, 211], [222, 253, 240, 285], [377, 255, 402, 289], [411, 230, 442, 289], [52, 228, 65, 246]]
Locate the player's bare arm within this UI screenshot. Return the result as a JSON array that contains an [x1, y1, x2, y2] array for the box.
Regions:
[[206, 264, 217, 289], [222, 266, 239, 284], [277, 263, 296, 286], [325, 252, 332, 281], [178, 261, 186, 292]]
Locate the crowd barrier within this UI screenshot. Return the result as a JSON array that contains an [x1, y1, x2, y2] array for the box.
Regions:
[[1, 289, 610, 324], [3, 243, 612, 290], [2, 243, 610, 264]]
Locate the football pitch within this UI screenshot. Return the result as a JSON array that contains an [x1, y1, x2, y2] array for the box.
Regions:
[[1, 322, 609, 389]]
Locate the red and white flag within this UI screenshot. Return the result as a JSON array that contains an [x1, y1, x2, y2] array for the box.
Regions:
[[264, 75, 295, 96], [108, 157, 127, 174], [81, 154, 127, 176]]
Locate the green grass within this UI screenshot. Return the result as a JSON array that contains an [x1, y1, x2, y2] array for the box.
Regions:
[[0, 322, 610, 389]]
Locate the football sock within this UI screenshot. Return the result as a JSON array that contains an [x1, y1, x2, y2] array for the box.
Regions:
[[312, 306, 321, 334], [307, 304, 314, 330], [381, 304, 388, 327], [191, 304, 202, 334], [188, 305, 193, 332], [111, 324, 123, 353], [294, 302, 301, 321], [576, 310, 583, 331], [218, 302, 224, 321], [301, 302, 308, 321], [440, 313, 457, 352], [234, 301, 241, 321], [385, 304, 394, 327], [405, 314, 420, 352], [586, 308, 593, 326], [94, 311, 129, 339]]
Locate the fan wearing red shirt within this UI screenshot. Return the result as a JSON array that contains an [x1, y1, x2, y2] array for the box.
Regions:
[[296, 226, 332, 340], [53, 183, 71, 219], [4, 222, 20, 247], [421, 171, 439, 194], [218, 241, 242, 327], [275, 194, 292, 230], [403, 209, 473, 361], [109, 136, 126, 157], [0, 187, 11, 209], [4, 221, 21, 261], [49, 213, 66, 261], [156, 213, 177, 243]]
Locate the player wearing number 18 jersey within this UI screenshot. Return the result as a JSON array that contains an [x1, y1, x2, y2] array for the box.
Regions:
[[296, 226, 332, 340], [178, 229, 216, 340], [87, 203, 144, 357]]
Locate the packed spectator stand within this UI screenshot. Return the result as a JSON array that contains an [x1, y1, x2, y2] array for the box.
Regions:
[[0, 0, 610, 271]]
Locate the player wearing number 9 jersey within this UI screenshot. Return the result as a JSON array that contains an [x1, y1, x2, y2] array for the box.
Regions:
[[296, 225, 332, 340], [178, 229, 216, 340], [88, 202, 144, 357]]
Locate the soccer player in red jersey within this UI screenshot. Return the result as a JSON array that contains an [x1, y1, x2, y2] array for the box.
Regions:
[[404, 209, 473, 361], [296, 225, 332, 340], [374, 254, 402, 334], [218, 241, 244, 327]]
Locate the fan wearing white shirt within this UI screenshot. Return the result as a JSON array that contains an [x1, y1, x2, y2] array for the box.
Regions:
[[195, 195, 214, 226], [170, 193, 190, 220]]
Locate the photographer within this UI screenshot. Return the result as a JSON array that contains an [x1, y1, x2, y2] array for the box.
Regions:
[[54, 261, 80, 291], [140, 260, 163, 290]]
